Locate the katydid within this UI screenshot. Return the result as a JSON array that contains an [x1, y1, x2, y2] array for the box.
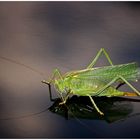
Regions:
[[42, 48, 140, 115]]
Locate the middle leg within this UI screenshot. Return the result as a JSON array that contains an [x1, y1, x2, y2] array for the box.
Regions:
[[87, 94, 104, 115]]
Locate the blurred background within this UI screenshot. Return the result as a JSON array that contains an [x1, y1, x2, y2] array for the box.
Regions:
[[1, 2, 140, 138]]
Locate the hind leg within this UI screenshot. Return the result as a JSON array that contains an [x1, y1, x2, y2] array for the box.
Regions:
[[87, 48, 113, 69]]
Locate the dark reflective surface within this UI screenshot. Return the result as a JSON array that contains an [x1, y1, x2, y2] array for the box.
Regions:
[[49, 96, 136, 123], [1, 2, 140, 138]]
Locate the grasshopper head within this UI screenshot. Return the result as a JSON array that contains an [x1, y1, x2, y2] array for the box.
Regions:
[[54, 77, 70, 94]]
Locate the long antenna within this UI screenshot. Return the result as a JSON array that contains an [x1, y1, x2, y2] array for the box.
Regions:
[[0, 55, 46, 78], [0, 55, 52, 120]]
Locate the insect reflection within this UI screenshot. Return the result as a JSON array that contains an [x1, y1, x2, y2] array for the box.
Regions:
[[49, 96, 140, 123]]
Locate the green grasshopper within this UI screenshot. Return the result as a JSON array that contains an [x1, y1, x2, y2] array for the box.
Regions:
[[42, 48, 140, 115]]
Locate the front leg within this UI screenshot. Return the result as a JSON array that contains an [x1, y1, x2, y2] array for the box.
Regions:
[[42, 69, 63, 101], [59, 100, 67, 105], [59, 92, 70, 105]]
